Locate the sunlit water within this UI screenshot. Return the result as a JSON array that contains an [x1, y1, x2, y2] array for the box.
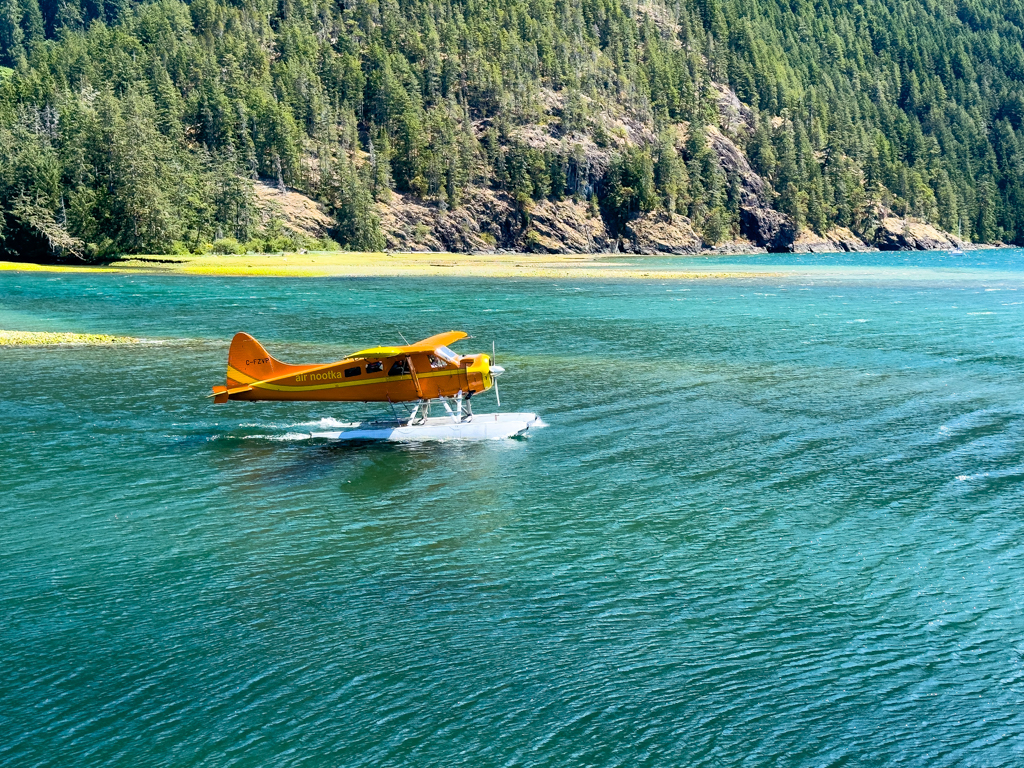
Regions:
[[3, 251, 1024, 766]]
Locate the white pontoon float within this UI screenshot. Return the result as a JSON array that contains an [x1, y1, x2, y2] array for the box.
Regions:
[[308, 394, 542, 442]]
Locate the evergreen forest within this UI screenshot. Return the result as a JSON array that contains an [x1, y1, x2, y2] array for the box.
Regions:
[[2, 0, 1024, 258]]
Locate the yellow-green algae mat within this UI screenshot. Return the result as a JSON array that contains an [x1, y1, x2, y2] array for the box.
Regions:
[[0, 330, 139, 346]]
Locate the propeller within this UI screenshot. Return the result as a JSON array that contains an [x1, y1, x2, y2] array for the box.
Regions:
[[491, 340, 503, 407]]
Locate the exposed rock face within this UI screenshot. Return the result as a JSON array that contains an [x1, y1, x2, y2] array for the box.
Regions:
[[253, 180, 334, 238], [712, 83, 757, 136], [706, 127, 766, 207], [433, 204, 505, 252], [378, 189, 613, 254], [871, 216, 966, 251], [789, 227, 875, 253], [377, 191, 702, 255], [621, 211, 702, 254], [825, 227, 875, 252], [740, 206, 797, 252], [704, 239, 766, 254], [377, 193, 491, 252], [523, 198, 613, 253], [790, 230, 840, 253]]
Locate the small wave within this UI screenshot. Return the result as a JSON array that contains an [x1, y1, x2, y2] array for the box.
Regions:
[[290, 417, 352, 429], [241, 432, 313, 441], [238, 417, 351, 429], [278, 432, 314, 441]]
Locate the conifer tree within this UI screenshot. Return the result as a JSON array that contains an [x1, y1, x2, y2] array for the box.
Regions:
[[332, 155, 385, 252], [369, 130, 393, 203], [0, 0, 24, 66]]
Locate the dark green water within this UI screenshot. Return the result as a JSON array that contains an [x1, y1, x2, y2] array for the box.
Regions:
[[3, 253, 1024, 766]]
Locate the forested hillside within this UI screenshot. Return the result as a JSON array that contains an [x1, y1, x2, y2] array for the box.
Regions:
[[1, 0, 1023, 259]]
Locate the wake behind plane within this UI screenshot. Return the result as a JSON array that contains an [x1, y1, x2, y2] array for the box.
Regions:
[[211, 330, 541, 440]]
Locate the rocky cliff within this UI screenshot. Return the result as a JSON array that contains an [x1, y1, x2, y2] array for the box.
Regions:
[[360, 94, 971, 255], [869, 215, 967, 251], [368, 185, 971, 255]]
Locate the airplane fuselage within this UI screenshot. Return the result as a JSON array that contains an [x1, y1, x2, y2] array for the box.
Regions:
[[225, 352, 494, 402]]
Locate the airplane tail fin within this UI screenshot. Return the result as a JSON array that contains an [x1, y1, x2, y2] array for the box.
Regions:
[[226, 332, 287, 388], [211, 332, 309, 403]]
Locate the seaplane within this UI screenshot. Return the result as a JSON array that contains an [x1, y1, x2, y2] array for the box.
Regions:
[[210, 330, 542, 441]]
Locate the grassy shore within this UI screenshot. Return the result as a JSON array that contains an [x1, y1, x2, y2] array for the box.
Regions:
[[0, 330, 139, 346], [0, 251, 772, 280]]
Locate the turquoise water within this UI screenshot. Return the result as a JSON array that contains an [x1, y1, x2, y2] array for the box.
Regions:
[[3, 252, 1024, 766]]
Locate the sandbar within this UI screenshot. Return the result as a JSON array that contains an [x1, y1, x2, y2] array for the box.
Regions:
[[0, 330, 139, 346], [0, 252, 774, 280]]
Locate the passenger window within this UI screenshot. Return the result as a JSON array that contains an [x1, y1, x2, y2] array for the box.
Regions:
[[344, 366, 361, 377], [365, 361, 383, 373], [388, 360, 409, 376]]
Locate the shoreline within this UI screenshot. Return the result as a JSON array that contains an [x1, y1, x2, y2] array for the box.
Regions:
[[0, 252, 777, 280]]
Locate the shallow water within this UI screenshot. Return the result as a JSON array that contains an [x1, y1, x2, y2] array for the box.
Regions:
[[3, 252, 1024, 766]]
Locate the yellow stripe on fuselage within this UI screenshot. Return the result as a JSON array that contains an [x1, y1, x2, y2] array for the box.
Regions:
[[227, 366, 259, 385]]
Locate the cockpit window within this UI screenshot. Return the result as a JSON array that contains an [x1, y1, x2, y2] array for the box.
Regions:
[[434, 345, 460, 365], [428, 354, 447, 369]]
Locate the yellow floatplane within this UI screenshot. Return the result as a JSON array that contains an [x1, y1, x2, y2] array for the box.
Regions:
[[211, 330, 541, 440]]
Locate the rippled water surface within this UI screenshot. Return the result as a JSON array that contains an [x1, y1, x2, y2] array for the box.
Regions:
[[3, 252, 1024, 766]]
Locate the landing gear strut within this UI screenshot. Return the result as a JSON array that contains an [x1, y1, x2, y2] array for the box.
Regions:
[[407, 390, 474, 426]]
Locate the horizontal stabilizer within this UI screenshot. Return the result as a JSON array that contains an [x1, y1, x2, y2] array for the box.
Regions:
[[209, 383, 253, 403]]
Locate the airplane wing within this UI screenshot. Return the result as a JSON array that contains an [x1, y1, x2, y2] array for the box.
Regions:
[[345, 346, 405, 360], [403, 331, 468, 352], [345, 331, 467, 359]]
